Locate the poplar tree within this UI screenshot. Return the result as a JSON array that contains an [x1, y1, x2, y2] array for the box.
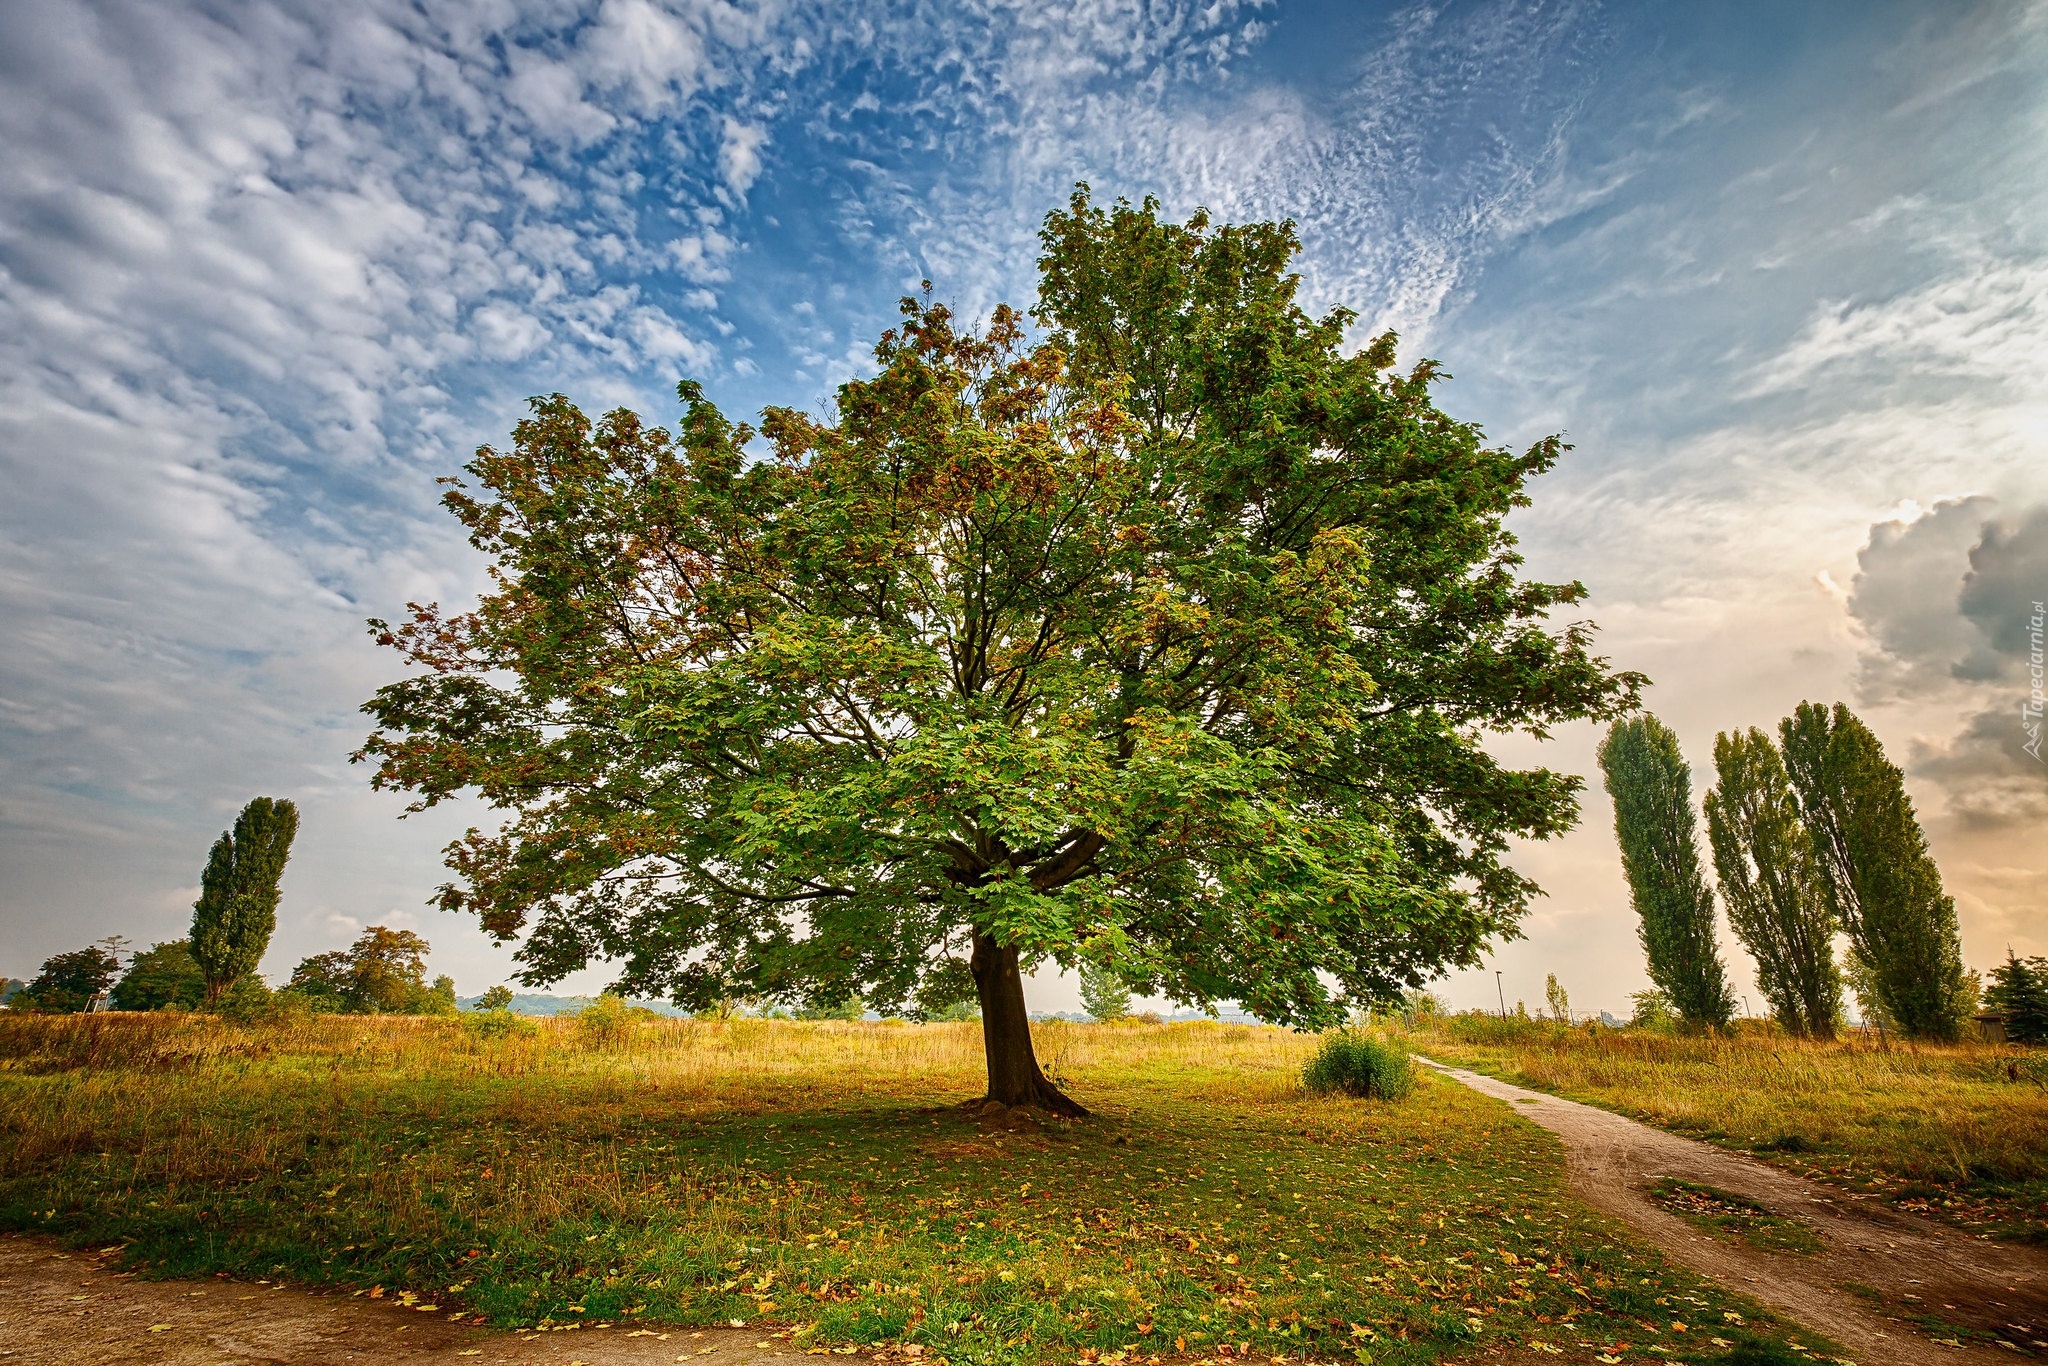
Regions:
[[189, 796, 299, 1005], [1779, 702, 1968, 1041], [1705, 728, 1841, 1038], [1598, 715, 1734, 1029]]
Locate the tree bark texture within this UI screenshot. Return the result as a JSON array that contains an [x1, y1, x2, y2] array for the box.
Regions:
[[971, 933, 1087, 1117]]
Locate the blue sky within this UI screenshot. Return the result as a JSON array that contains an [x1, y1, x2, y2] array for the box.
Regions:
[[3, 0, 2043, 1016]]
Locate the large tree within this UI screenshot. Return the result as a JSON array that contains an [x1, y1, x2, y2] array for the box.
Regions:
[[358, 192, 1640, 1113], [1704, 728, 1841, 1039], [189, 796, 299, 1005], [1599, 714, 1734, 1030], [111, 939, 209, 1012], [1779, 701, 1969, 1040], [18, 939, 127, 1014], [288, 926, 454, 1015]]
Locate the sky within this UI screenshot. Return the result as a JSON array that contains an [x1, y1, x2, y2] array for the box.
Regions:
[[2, 0, 2043, 1019]]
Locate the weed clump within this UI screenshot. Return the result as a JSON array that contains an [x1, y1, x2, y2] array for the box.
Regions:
[[1303, 1030, 1412, 1100], [575, 993, 653, 1049], [462, 1008, 535, 1042]]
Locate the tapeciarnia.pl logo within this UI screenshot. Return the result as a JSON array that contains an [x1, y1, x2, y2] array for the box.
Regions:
[[2026, 599, 2045, 763]]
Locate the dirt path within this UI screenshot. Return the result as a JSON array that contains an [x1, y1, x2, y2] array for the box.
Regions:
[[1422, 1056, 2048, 1364], [0, 1238, 815, 1365], [0, 1234, 1571, 1366]]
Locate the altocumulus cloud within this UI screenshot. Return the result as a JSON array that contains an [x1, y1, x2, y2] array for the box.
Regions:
[[3, 0, 2044, 1004], [0, 0, 1603, 987]]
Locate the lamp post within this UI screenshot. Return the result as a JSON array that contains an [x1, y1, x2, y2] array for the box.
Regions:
[[1495, 971, 1507, 1020]]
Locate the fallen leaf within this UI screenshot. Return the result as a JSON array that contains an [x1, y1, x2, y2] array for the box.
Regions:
[[147, 1325, 173, 1333]]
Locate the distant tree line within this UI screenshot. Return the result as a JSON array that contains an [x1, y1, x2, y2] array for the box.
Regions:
[[8, 795, 452, 1019], [1600, 702, 1977, 1041]]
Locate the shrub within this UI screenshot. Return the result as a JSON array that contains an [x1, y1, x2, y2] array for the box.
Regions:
[[1629, 988, 1676, 1031], [1303, 1030, 1413, 1101], [213, 976, 280, 1023], [462, 1008, 536, 1041], [576, 992, 654, 1048]]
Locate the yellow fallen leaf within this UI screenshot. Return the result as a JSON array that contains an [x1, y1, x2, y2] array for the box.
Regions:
[[148, 1325, 173, 1333], [458, 1352, 482, 1358]]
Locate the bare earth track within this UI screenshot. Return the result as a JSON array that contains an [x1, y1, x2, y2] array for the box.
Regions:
[[0, 1238, 802, 1366], [1422, 1057, 2048, 1364]]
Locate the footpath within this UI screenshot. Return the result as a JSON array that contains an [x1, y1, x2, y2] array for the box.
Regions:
[[1423, 1056, 2048, 1365]]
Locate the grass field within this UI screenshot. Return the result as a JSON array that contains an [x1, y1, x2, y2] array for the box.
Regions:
[[1397, 1015, 2048, 1242], [0, 1013, 1835, 1366]]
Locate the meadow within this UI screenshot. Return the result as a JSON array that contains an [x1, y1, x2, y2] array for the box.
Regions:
[[0, 1012, 1833, 1365], [1397, 1015, 2048, 1242]]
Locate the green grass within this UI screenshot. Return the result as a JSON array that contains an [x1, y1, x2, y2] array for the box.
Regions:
[[0, 1012, 1835, 1365], [1648, 1181, 1824, 1258], [1398, 1014, 2048, 1243]]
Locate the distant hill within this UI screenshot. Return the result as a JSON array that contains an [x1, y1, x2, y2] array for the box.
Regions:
[[456, 993, 691, 1017]]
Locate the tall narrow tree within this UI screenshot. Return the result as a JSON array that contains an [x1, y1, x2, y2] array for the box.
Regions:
[[1779, 702, 1968, 1041], [189, 796, 299, 1005], [1598, 715, 1734, 1030], [1705, 728, 1840, 1039]]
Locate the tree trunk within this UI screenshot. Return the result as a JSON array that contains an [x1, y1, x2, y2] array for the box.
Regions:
[[970, 933, 1087, 1117]]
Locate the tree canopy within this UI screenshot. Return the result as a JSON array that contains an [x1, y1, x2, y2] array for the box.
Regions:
[[1599, 714, 1734, 1030], [1705, 727, 1841, 1039], [189, 796, 299, 1004], [288, 926, 456, 1016], [111, 939, 209, 1012], [1779, 702, 1968, 1041], [17, 939, 126, 1014], [359, 190, 1641, 1109]]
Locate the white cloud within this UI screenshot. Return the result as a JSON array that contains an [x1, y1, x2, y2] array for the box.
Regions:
[[1751, 257, 2048, 397], [719, 116, 768, 195], [471, 301, 549, 359]]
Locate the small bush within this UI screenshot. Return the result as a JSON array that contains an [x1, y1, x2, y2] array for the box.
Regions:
[[1629, 988, 1677, 1032], [463, 1008, 535, 1041], [576, 992, 654, 1048], [1303, 1030, 1413, 1101], [213, 976, 280, 1024]]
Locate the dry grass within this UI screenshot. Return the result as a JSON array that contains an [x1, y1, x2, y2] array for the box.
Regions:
[[1398, 1015, 2048, 1240], [1, 1012, 1828, 1365]]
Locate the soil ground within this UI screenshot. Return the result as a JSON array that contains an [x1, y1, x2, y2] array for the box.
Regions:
[[0, 1235, 1649, 1366], [0, 1237, 803, 1365], [1422, 1057, 2048, 1365]]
